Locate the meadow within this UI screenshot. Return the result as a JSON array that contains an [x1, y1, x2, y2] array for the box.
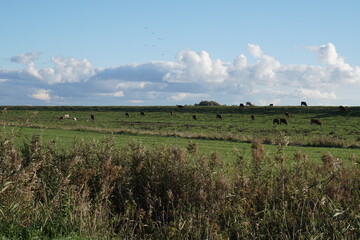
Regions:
[[0, 105, 360, 239], [1, 105, 360, 148]]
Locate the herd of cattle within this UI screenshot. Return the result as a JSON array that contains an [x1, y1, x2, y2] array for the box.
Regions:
[[52, 102, 350, 127]]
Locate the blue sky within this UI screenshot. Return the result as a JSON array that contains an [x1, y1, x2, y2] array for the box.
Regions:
[[1, 0, 360, 106]]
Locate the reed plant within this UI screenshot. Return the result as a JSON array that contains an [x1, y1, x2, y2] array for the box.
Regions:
[[0, 129, 359, 239]]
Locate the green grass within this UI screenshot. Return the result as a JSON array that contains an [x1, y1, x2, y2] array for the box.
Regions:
[[1, 125, 360, 239], [1, 105, 360, 149], [1, 105, 359, 167], [1, 105, 360, 239], [5, 126, 360, 168]]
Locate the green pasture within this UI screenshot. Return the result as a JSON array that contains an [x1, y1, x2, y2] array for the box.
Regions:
[[1, 105, 360, 147], [4, 124, 360, 167]]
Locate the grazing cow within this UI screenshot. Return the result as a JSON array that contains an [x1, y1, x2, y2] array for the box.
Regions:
[[339, 105, 347, 112], [64, 114, 70, 119], [273, 118, 280, 125], [251, 115, 255, 120], [91, 114, 95, 121], [280, 118, 288, 125], [140, 112, 145, 116], [216, 114, 223, 120], [192, 115, 197, 120], [285, 112, 290, 118], [177, 105, 184, 108], [239, 103, 245, 108], [59, 116, 64, 120], [125, 112, 129, 117], [311, 119, 322, 126], [269, 104, 273, 107], [246, 102, 253, 106], [72, 117, 77, 121], [301, 101, 307, 106]]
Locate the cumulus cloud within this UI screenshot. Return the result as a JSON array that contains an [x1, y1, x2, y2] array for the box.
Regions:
[[28, 89, 51, 102], [248, 44, 263, 58], [163, 49, 229, 83], [27, 57, 95, 84], [308, 43, 360, 84], [1, 42, 360, 105]]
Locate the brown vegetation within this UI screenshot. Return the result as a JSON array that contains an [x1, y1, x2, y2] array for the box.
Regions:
[[0, 131, 359, 239]]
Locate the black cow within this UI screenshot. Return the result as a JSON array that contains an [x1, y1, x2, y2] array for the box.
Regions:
[[339, 106, 347, 112], [301, 101, 307, 106], [251, 115, 255, 120], [239, 103, 245, 108], [91, 114, 95, 121], [273, 118, 280, 125], [216, 114, 223, 120], [192, 115, 197, 120], [280, 118, 288, 125], [125, 112, 129, 117], [285, 112, 290, 118], [140, 112, 145, 116], [59, 116, 64, 120], [311, 119, 322, 126], [269, 104, 273, 107], [177, 105, 184, 108]]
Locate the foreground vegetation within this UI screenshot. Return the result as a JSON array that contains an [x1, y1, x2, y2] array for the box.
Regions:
[[1, 106, 359, 239], [1, 130, 360, 239]]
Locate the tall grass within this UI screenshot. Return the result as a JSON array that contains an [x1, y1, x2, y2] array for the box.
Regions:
[[0, 129, 359, 239]]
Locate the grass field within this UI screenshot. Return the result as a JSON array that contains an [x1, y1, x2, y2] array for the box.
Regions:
[[1, 105, 360, 164], [1, 105, 360, 239], [1, 105, 360, 148], [4, 125, 360, 167]]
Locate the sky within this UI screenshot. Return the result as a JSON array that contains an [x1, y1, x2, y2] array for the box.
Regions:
[[1, 0, 360, 106]]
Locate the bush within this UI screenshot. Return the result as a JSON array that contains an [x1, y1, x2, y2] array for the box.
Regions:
[[194, 100, 221, 106]]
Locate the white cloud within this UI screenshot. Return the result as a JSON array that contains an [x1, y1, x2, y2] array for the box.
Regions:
[[11, 52, 41, 65], [308, 43, 360, 84], [169, 92, 187, 101], [96, 91, 124, 97], [163, 49, 229, 83], [295, 88, 336, 100], [167, 92, 210, 102], [116, 81, 147, 90], [248, 44, 263, 58], [1, 43, 360, 106], [30, 57, 95, 84], [28, 89, 51, 101]]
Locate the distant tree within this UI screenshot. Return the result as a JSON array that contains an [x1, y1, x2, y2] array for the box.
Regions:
[[195, 100, 221, 106]]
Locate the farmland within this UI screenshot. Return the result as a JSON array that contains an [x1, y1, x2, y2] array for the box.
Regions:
[[1, 105, 360, 148], [1, 105, 360, 239]]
